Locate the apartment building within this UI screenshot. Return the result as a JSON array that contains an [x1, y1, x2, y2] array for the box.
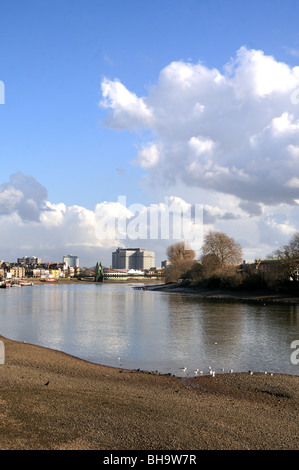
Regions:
[[8, 266, 26, 279], [112, 248, 155, 270], [63, 255, 79, 268]]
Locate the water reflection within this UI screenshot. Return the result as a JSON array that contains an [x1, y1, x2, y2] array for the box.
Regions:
[[0, 284, 298, 376]]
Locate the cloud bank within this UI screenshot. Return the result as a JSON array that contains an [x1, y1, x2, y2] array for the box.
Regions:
[[0, 173, 298, 266], [0, 173, 205, 266], [0, 170, 297, 268]]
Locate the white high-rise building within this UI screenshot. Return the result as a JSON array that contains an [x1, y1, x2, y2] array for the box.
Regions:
[[63, 255, 79, 268], [112, 248, 155, 270]]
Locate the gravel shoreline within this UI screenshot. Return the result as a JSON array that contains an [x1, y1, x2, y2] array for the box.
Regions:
[[0, 335, 298, 450]]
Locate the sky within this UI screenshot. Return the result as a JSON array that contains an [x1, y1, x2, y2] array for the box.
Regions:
[[1, 0, 299, 267]]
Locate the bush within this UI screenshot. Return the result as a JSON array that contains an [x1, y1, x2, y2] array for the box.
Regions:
[[186, 263, 204, 285], [240, 273, 268, 289], [201, 272, 242, 289]]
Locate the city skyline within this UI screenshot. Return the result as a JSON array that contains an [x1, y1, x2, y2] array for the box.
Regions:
[[1, 1, 299, 267]]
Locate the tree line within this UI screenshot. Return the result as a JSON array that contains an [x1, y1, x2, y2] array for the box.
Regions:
[[165, 231, 299, 291]]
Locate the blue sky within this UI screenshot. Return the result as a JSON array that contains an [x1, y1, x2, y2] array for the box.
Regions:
[[1, 0, 299, 266]]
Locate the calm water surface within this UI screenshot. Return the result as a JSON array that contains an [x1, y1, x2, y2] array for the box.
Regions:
[[0, 282, 298, 377]]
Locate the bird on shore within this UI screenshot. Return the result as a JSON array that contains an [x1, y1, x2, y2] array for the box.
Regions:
[[44, 381, 49, 386]]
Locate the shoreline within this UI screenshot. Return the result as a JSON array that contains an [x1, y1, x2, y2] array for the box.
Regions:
[[9, 277, 164, 286], [21, 277, 299, 305], [140, 283, 299, 304], [0, 335, 298, 450]]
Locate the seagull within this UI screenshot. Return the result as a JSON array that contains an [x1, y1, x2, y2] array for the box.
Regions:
[[229, 369, 233, 373]]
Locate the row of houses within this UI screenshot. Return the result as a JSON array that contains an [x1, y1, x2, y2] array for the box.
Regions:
[[239, 258, 299, 282], [0, 261, 164, 283], [0, 259, 81, 281]]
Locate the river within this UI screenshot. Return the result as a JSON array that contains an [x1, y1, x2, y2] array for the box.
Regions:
[[0, 282, 298, 376]]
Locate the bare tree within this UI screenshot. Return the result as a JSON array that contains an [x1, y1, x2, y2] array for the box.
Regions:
[[272, 232, 299, 279], [167, 241, 195, 264], [200, 253, 221, 277], [201, 231, 242, 267], [165, 242, 196, 283]]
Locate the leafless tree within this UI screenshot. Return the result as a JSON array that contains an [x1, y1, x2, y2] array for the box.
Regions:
[[200, 253, 221, 277], [201, 231, 242, 267], [167, 241, 195, 264], [272, 232, 299, 279], [165, 242, 196, 283]]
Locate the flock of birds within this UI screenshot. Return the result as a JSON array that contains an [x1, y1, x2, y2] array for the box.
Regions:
[[117, 357, 274, 377], [180, 366, 273, 377], [180, 366, 231, 377]]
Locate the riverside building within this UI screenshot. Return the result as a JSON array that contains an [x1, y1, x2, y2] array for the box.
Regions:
[[112, 248, 155, 270], [63, 255, 79, 268]]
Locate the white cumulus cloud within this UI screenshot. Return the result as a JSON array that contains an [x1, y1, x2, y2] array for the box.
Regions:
[[137, 143, 160, 169], [100, 77, 153, 130], [100, 47, 299, 207]]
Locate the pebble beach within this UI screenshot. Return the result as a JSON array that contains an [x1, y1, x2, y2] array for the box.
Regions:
[[0, 335, 298, 451]]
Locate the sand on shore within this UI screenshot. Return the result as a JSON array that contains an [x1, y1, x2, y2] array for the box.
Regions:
[[0, 335, 298, 450]]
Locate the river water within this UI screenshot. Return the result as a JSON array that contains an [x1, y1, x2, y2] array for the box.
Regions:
[[0, 282, 298, 377]]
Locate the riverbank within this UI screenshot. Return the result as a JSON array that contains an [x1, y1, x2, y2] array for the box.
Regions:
[[0, 335, 298, 450], [141, 282, 299, 304], [18, 277, 164, 285]]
